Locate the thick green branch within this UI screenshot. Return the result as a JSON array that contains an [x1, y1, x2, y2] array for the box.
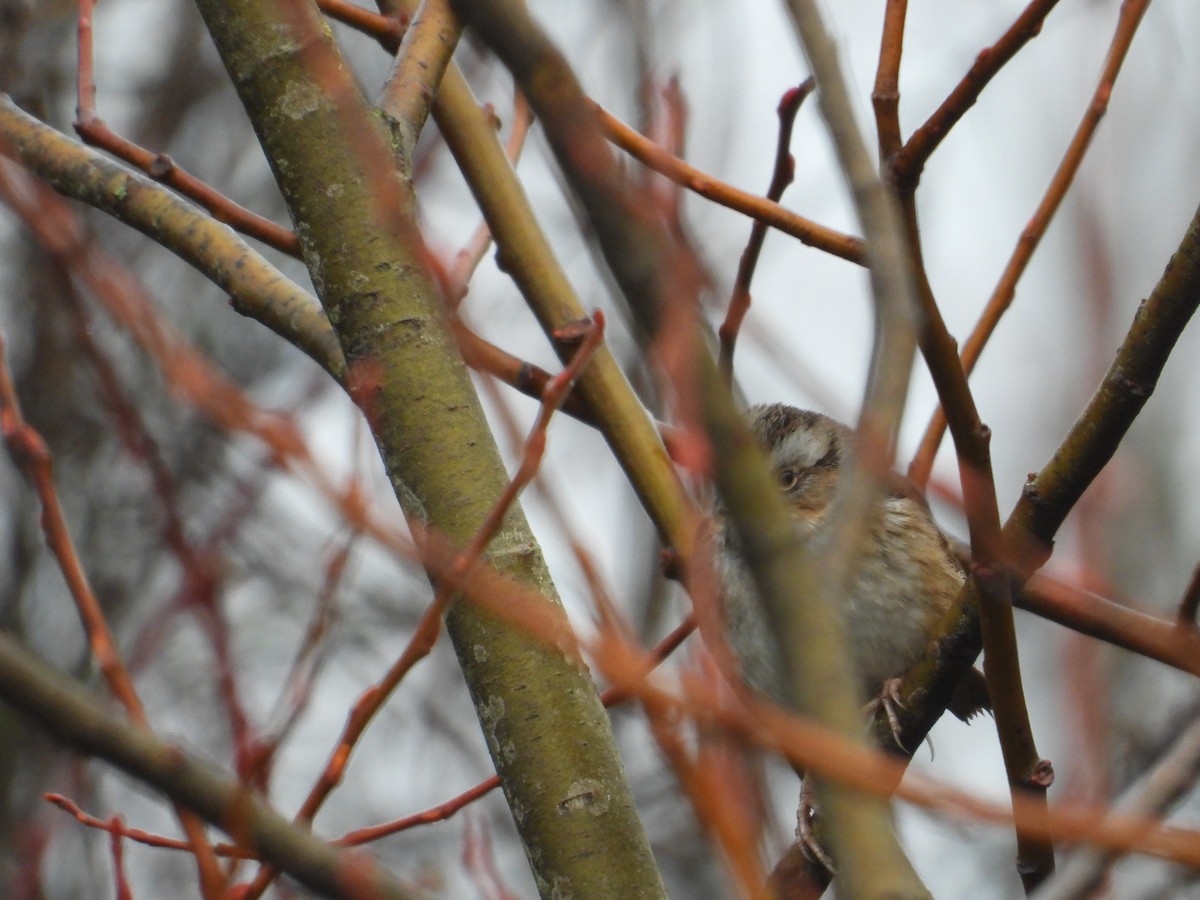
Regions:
[[449, 2, 923, 896], [191, 1, 665, 897]]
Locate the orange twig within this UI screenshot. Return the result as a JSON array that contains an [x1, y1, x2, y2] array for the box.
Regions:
[[871, 0, 908, 161], [0, 328, 225, 897], [317, 0, 407, 51], [45, 794, 256, 859], [890, 0, 1063, 190], [595, 103, 866, 265], [718, 79, 815, 384], [74, 0, 300, 255], [910, 0, 1150, 483], [337, 613, 696, 848]]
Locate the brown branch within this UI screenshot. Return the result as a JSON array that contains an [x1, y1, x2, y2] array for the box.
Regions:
[[880, 196, 1200, 863], [0, 324, 225, 898], [1004, 195, 1200, 576], [890, 153, 1055, 895], [871, 0, 908, 162], [874, 9, 1134, 884], [909, 0, 1151, 482], [890, 0, 1063, 190], [595, 102, 866, 266], [318, 0, 407, 50], [1019, 574, 1200, 679], [718, 79, 815, 384], [73, 0, 299, 256]]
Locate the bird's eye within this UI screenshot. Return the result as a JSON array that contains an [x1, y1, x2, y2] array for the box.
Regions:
[[778, 468, 799, 491]]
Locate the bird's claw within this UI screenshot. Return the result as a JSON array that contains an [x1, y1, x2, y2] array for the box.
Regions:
[[796, 782, 835, 874], [864, 677, 909, 752]]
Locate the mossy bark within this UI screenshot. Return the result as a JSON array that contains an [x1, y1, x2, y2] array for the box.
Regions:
[[191, 2, 665, 896]]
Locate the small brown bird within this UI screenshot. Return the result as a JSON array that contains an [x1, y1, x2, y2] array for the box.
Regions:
[[715, 403, 987, 724]]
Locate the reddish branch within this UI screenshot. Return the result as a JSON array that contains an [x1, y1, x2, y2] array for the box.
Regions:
[[318, 0, 407, 51], [595, 103, 866, 266], [870, 0, 907, 161], [718, 79, 814, 383], [909, 0, 1150, 483], [890, 0, 1064, 190], [73, 0, 300, 255], [0, 334, 227, 898]]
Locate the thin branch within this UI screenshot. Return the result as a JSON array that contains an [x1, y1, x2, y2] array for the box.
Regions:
[[0, 97, 345, 380], [318, 0, 407, 49], [1004, 196, 1200, 574], [909, 0, 1151, 482], [595, 102, 866, 265], [1032, 705, 1200, 900], [73, 0, 300, 256], [0, 634, 416, 900], [0, 330, 226, 898], [1018, 574, 1200, 679], [880, 196, 1200, 842], [871, 0, 908, 162], [718, 79, 815, 384], [890, 0, 1063, 190]]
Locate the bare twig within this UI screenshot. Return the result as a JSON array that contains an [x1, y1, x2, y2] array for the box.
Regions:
[[718, 79, 815, 383], [890, 0, 1063, 189], [0, 328, 226, 897], [73, 0, 300, 255], [1019, 574, 1200, 679], [1032, 706, 1200, 900], [318, 0, 406, 49], [595, 102, 866, 265], [910, 0, 1151, 482], [871, 0, 908, 161], [1004, 197, 1200, 576], [0, 634, 417, 900]]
